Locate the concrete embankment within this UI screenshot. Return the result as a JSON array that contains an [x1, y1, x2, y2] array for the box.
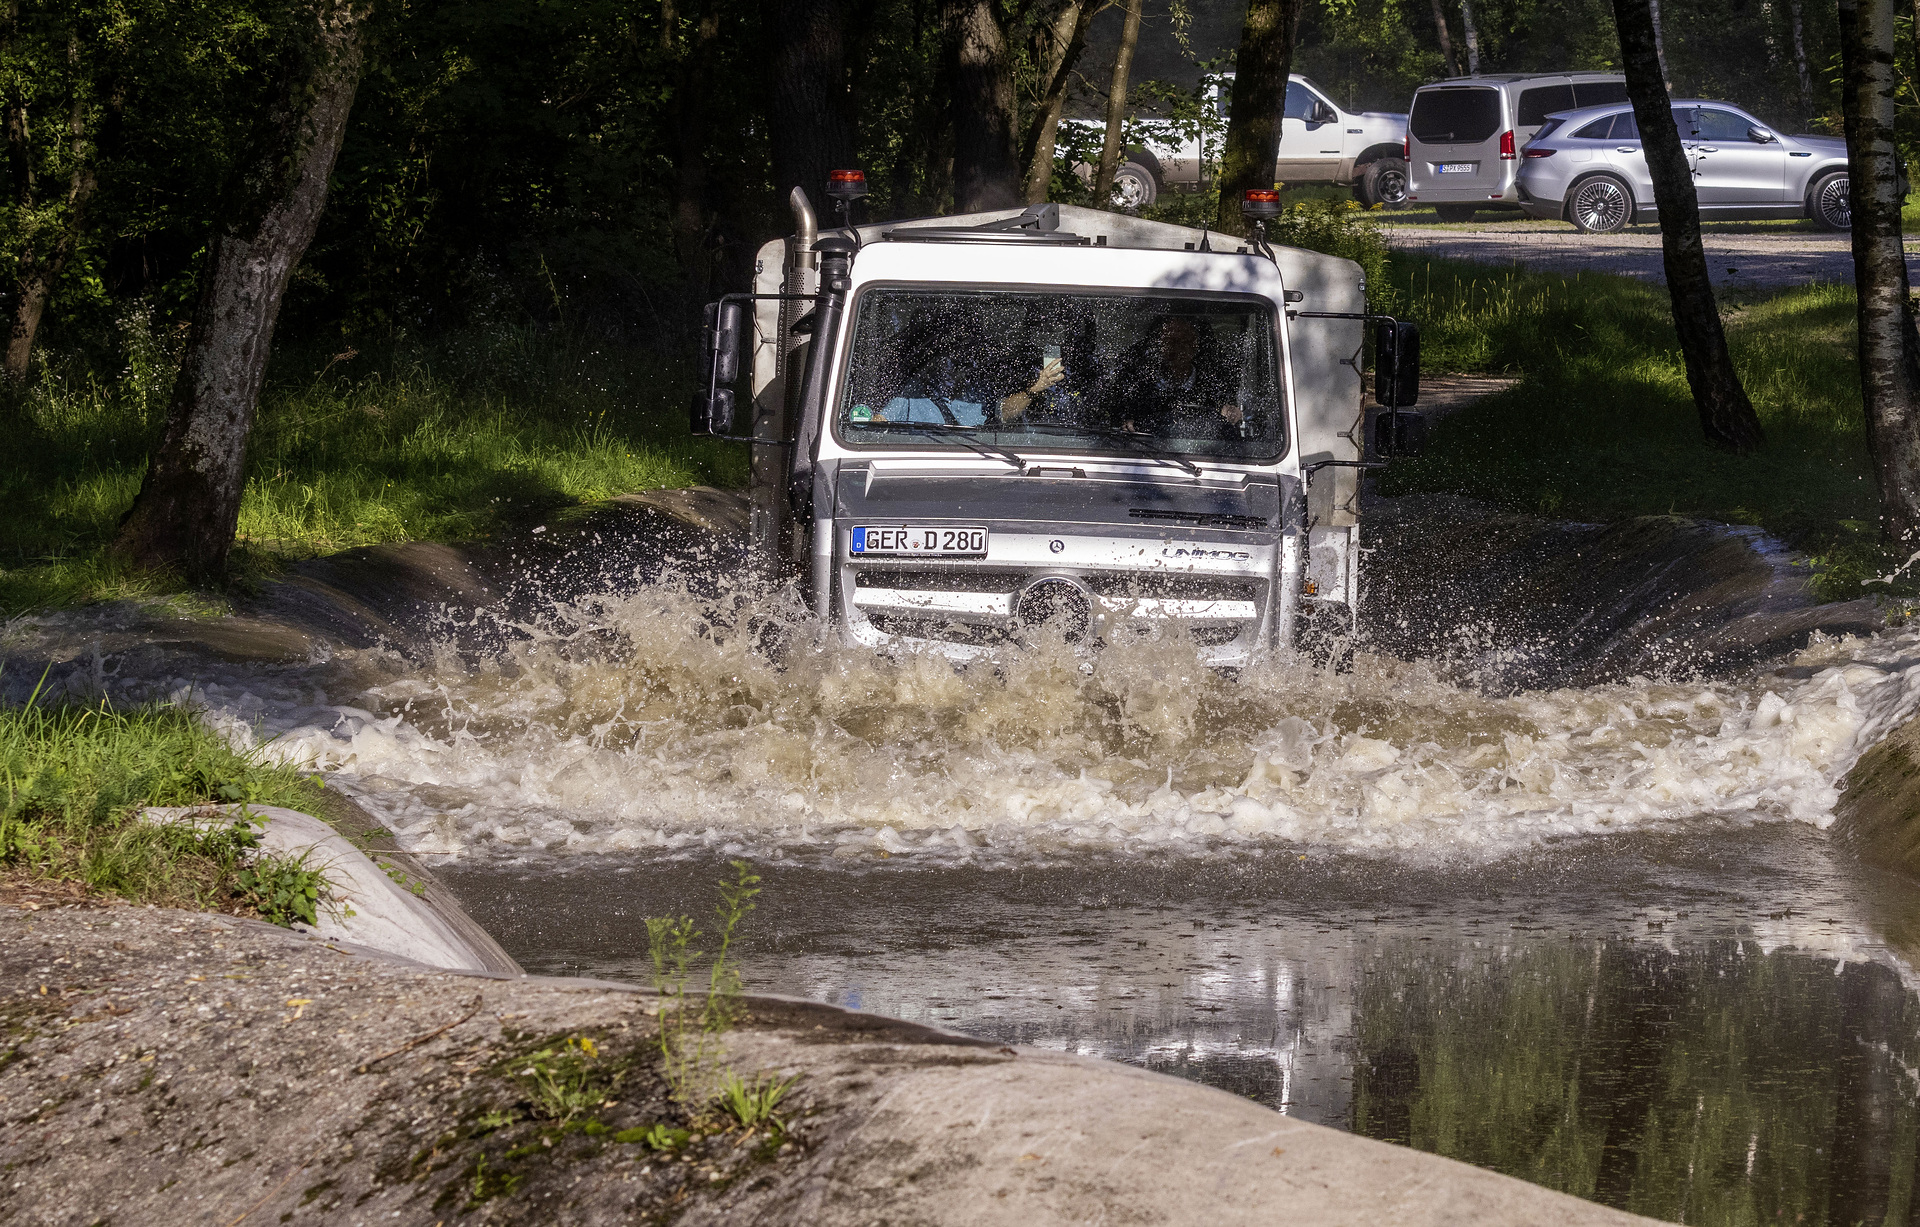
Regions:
[[0, 902, 1667, 1226]]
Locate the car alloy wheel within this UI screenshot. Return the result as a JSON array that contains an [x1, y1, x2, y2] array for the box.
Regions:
[[1813, 173, 1852, 231], [1570, 176, 1631, 234], [1377, 167, 1407, 206], [1110, 163, 1157, 211]]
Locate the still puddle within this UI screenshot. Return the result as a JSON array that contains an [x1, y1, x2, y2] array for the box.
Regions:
[[449, 830, 1920, 1226]]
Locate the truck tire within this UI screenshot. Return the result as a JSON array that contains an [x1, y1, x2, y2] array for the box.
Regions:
[[1567, 173, 1633, 233], [1432, 203, 1476, 223], [1356, 158, 1409, 209], [1110, 161, 1158, 211], [1809, 171, 1851, 231]]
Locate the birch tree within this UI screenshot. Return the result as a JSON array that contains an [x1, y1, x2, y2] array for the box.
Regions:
[[1022, 0, 1097, 204], [1429, 0, 1458, 76], [1092, 0, 1140, 203], [1838, 0, 1920, 540], [112, 0, 368, 580]]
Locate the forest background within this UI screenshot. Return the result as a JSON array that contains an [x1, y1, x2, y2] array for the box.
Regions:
[[0, 0, 1895, 608], [5, 0, 1862, 368]]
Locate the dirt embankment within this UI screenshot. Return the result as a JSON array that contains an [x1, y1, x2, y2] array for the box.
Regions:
[[0, 901, 1667, 1227]]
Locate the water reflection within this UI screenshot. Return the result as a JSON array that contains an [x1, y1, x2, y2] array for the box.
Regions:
[[447, 828, 1920, 1225]]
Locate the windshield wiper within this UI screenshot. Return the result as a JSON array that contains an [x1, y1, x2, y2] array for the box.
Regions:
[[1013, 422, 1204, 476], [850, 420, 1028, 471]]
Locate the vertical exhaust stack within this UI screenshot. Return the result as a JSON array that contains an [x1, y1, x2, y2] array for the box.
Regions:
[[750, 188, 822, 574]]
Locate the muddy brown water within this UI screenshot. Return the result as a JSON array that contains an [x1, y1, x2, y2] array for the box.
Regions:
[[6, 491, 1918, 1225]]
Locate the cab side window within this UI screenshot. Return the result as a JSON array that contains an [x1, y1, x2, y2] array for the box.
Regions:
[[1284, 81, 1322, 122], [1573, 116, 1614, 139], [1607, 112, 1639, 140]]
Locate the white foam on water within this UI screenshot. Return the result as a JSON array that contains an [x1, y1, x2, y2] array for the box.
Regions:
[[127, 573, 1920, 867]]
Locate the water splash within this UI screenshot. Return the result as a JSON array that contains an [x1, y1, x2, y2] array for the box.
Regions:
[[139, 565, 1920, 867]]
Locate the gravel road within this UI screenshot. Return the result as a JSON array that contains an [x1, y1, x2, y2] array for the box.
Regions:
[[1380, 223, 1914, 288]]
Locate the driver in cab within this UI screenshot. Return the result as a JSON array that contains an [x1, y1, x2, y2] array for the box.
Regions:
[[1121, 317, 1245, 440]]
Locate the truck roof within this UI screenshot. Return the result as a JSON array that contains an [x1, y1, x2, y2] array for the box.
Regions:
[[840, 202, 1297, 258]]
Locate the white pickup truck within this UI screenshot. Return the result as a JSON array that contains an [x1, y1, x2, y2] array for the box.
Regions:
[[690, 188, 1421, 668], [1067, 75, 1410, 211]]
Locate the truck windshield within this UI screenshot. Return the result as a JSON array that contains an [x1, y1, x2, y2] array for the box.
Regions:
[[837, 288, 1286, 461]]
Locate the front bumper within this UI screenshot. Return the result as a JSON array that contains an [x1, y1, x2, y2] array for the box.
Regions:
[[837, 532, 1294, 667]]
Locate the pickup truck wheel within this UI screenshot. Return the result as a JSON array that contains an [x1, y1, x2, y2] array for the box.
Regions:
[[1568, 174, 1633, 233], [1109, 162, 1158, 211], [1809, 171, 1851, 231], [1357, 158, 1409, 209], [1432, 203, 1476, 223]]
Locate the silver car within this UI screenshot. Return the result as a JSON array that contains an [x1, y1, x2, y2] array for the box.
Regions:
[[1514, 100, 1851, 232]]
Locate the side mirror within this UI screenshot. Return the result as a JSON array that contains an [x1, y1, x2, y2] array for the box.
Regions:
[[690, 300, 745, 437], [1313, 101, 1337, 125], [703, 300, 744, 386], [1749, 126, 1774, 143], [1374, 318, 1420, 408]]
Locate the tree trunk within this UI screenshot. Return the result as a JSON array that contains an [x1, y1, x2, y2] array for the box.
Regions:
[[1213, 0, 1303, 234], [1022, 0, 1095, 204], [1429, 0, 1458, 77], [1093, 0, 1141, 203], [5, 32, 94, 384], [1459, 0, 1480, 73], [1611, 0, 1765, 452], [770, 0, 858, 222], [111, 4, 365, 582], [1647, 0, 1668, 80], [1839, 0, 1920, 540], [667, 0, 723, 281], [1791, 0, 1814, 126], [944, 0, 1021, 211]]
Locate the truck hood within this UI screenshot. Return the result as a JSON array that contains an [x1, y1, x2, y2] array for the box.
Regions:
[[834, 467, 1285, 537]]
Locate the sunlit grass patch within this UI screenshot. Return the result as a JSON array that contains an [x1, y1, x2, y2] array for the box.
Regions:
[[1379, 257, 1884, 598], [0, 691, 322, 908], [0, 322, 748, 612]]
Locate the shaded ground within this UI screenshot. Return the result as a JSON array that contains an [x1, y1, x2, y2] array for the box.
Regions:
[[1380, 220, 1907, 287]]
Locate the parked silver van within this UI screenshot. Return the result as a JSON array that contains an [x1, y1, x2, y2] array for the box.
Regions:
[[1406, 73, 1629, 222]]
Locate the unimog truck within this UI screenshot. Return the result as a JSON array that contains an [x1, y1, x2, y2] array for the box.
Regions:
[[692, 186, 1418, 667]]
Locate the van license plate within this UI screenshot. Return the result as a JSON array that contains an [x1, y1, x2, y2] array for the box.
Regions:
[[1438, 162, 1476, 174], [851, 526, 988, 556]]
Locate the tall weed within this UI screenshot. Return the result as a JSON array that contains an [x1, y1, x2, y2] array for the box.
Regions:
[[646, 860, 763, 1107]]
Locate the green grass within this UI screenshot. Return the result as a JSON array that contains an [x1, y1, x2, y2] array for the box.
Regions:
[[0, 691, 324, 909], [0, 318, 749, 612], [1378, 254, 1889, 598]]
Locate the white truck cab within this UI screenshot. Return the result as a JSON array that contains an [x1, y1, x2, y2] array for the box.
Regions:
[[694, 195, 1419, 667]]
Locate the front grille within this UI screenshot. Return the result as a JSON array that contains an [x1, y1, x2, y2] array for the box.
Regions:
[[852, 568, 1026, 593], [866, 613, 1014, 645], [1081, 574, 1262, 602]]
